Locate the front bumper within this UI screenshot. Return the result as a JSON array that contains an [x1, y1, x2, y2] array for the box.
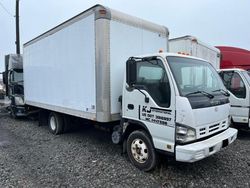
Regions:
[[175, 128, 238, 162], [11, 105, 27, 117]]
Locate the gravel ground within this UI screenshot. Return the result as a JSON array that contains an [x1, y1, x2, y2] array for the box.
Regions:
[[0, 107, 250, 188]]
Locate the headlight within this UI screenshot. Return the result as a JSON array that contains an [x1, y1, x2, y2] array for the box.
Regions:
[[14, 96, 24, 106], [176, 123, 196, 144]]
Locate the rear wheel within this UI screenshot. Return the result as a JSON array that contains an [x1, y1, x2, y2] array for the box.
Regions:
[[48, 112, 64, 135], [127, 130, 158, 171]]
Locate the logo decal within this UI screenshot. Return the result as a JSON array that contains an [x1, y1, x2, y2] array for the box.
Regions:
[[139, 106, 173, 127]]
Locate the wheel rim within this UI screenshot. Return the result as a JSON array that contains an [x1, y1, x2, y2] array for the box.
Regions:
[[50, 116, 56, 131], [131, 138, 148, 164]]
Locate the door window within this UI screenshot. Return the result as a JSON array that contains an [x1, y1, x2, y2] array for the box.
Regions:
[[219, 71, 246, 98], [135, 59, 171, 108]]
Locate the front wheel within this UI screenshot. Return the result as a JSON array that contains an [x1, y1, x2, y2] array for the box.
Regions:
[[127, 130, 158, 171]]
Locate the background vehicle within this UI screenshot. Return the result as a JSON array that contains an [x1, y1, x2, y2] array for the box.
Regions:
[[2, 54, 27, 117], [5, 5, 238, 171], [169, 35, 221, 69], [217, 46, 250, 71], [168, 36, 250, 130], [219, 69, 250, 128]]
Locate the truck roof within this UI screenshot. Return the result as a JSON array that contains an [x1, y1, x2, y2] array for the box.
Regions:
[[216, 46, 250, 54], [24, 4, 169, 47], [220, 68, 247, 72], [133, 52, 210, 62], [170, 35, 220, 53], [216, 46, 250, 70]]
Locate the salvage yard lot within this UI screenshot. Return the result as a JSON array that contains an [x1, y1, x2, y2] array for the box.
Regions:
[[0, 109, 250, 188]]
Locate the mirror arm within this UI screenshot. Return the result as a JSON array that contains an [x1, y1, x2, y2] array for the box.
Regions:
[[133, 85, 149, 103]]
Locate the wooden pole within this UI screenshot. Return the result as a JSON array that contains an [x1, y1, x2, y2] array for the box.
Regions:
[[15, 0, 20, 54]]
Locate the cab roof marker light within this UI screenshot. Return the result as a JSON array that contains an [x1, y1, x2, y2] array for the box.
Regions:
[[177, 52, 190, 56], [99, 9, 106, 15], [191, 38, 198, 43]]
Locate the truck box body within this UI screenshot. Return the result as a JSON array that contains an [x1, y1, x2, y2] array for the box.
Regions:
[[23, 5, 169, 122], [216, 46, 250, 71], [169, 35, 221, 69]]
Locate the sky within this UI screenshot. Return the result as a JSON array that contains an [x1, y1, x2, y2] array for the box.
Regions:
[[0, 0, 250, 72]]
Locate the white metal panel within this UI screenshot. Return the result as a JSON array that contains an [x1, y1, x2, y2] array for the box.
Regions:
[[195, 42, 220, 69], [109, 20, 167, 114], [169, 40, 192, 55], [24, 14, 96, 114], [169, 37, 220, 69]]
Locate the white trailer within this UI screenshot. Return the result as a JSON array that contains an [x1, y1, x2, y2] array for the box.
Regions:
[[169, 35, 221, 69], [23, 5, 237, 171]]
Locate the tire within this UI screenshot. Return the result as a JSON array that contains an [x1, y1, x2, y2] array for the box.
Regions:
[[127, 130, 158, 171], [48, 112, 64, 135]]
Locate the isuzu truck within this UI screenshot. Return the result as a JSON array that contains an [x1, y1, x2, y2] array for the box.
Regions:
[[9, 5, 237, 171]]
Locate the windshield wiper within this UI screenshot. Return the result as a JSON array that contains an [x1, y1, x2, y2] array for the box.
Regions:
[[212, 89, 230, 97], [185, 91, 214, 99]]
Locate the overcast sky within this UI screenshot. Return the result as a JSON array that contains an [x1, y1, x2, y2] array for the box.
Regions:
[[0, 0, 250, 72]]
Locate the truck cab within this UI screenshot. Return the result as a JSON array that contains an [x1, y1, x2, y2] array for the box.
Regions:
[[122, 53, 237, 171], [219, 69, 250, 128], [3, 54, 26, 117]]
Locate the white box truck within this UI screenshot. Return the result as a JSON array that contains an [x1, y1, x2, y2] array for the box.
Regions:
[[219, 69, 250, 129], [169, 35, 221, 69], [22, 5, 237, 171]]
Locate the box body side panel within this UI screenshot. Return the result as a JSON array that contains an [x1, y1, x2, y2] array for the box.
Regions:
[[169, 39, 192, 54], [109, 20, 168, 115], [24, 14, 96, 117], [195, 42, 220, 69], [169, 37, 220, 69]]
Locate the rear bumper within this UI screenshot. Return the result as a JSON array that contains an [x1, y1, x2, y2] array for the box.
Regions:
[[175, 128, 238, 162]]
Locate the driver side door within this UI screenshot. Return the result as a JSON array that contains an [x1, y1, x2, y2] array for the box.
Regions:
[[123, 57, 176, 153]]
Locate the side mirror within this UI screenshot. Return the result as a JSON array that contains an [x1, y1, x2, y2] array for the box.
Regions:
[[126, 59, 137, 87]]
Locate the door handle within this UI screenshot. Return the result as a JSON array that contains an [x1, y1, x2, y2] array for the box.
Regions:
[[127, 104, 134, 110]]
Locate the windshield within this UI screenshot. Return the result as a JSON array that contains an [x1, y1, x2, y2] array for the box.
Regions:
[[242, 71, 250, 86], [11, 69, 23, 84], [167, 56, 225, 97]]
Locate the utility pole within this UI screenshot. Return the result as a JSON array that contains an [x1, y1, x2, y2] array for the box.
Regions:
[[15, 0, 20, 54]]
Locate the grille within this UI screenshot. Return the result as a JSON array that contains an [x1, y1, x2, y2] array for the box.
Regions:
[[198, 120, 227, 137], [209, 123, 220, 132]]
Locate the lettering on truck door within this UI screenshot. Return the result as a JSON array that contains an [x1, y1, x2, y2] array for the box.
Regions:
[[139, 106, 173, 127]]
